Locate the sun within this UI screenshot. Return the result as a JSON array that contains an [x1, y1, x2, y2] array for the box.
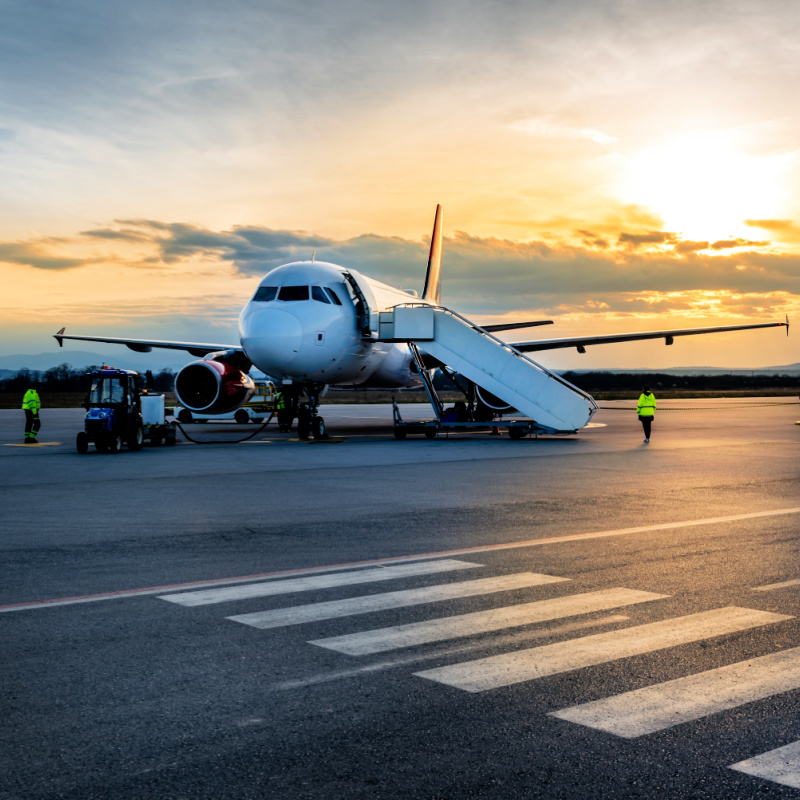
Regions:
[[620, 132, 786, 242]]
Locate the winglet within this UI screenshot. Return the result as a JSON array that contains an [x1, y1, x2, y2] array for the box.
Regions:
[[54, 327, 65, 347], [421, 204, 443, 305], [787, 314, 790, 336]]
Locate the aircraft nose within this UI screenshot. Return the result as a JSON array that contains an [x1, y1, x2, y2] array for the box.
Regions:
[[242, 308, 303, 369]]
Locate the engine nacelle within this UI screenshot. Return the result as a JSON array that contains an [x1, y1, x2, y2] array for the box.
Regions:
[[174, 359, 255, 414], [475, 385, 517, 414]]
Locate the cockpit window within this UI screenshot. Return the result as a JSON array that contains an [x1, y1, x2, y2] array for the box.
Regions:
[[326, 287, 343, 305], [278, 285, 309, 301], [311, 286, 330, 304], [253, 286, 277, 302]]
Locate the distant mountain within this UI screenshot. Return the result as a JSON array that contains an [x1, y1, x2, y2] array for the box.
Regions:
[[0, 351, 273, 380], [2, 350, 798, 379]]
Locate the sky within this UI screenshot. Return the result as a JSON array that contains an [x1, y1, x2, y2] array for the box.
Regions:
[[1, 0, 799, 370]]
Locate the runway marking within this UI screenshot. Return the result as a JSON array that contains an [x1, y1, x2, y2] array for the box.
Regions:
[[274, 616, 631, 690], [309, 588, 667, 656], [3, 442, 62, 447], [730, 739, 800, 789], [228, 572, 570, 630], [4, 505, 800, 613], [158, 560, 483, 607], [415, 607, 790, 692], [551, 644, 800, 739], [753, 578, 800, 592]]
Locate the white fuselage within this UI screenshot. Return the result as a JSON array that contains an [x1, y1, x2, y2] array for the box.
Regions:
[[239, 261, 426, 387]]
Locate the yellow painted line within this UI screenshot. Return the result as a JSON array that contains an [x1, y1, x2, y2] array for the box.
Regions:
[[4, 442, 62, 447]]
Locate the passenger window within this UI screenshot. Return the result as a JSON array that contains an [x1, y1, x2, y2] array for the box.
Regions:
[[253, 286, 277, 302], [311, 286, 331, 304], [278, 286, 309, 301], [326, 287, 343, 305]]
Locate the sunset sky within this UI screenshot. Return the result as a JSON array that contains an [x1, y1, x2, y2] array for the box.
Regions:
[[2, 0, 799, 369]]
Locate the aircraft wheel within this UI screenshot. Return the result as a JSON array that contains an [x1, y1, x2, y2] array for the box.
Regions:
[[234, 409, 249, 424], [107, 433, 123, 453], [508, 426, 524, 440], [312, 416, 326, 439], [297, 410, 311, 440], [178, 409, 193, 424], [76, 432, 89, 454], [128, 424, 144, 451]]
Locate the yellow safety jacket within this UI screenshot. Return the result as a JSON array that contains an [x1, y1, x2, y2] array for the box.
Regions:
[[637, 392, 656, 417], [22, 389, 41, 413], [275, 393, 285, 410]]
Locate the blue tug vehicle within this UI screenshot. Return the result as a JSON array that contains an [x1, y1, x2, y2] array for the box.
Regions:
[[76, 366, 176, 453]]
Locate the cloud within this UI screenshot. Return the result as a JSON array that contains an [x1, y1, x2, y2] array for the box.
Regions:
[[0, 241, 91, 270], [618, 231, 678, 247], [509, 118, 617, 144], [674, 240, 710, 254], [745, 219, 800, 244], [710, 238, 768, 250], [5, 218, 800, 322]]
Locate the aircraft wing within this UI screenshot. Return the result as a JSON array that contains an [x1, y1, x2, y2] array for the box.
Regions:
[[481, 320, 553, 333], [510, 319, 789, 353], [54, 328, 242, 358]]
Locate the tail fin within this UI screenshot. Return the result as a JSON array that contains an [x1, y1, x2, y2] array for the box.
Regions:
[[421, 204, 443, 305]]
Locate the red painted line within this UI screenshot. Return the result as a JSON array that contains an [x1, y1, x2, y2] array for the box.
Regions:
[[4, 506, 800, 613]]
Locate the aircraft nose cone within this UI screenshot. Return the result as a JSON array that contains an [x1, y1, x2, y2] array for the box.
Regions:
[[243, 308, 303, 370]]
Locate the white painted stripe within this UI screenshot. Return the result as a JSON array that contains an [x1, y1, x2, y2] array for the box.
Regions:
[[753, 578, 800, 592], [228, 573, 570, 629], [552, 644, 800, 738], [6, 506, 800, 614], [158, 560, 483, 606], [730, 739, 800, 789], [275, 616, 631, 691], [309, 588, 667, 656], [417, 607, 791, 693]]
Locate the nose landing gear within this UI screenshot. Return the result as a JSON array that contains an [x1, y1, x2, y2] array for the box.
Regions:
[[295, 383, 328, 440]]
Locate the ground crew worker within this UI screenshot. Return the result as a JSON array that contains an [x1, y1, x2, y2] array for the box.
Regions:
[[636, 384, 656, 444], [22, 385, 41, 443], [276, 390, 290, 432]]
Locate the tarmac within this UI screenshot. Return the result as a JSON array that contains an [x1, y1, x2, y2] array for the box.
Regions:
[[2, 398, 800, 799]]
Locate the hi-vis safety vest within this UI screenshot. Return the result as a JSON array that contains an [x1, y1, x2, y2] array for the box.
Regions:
[[22, 389, 41, 413], [275, 393, 285, 410], [637, 392, 656, 417]]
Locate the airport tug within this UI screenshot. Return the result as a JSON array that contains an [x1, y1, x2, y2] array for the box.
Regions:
[[76, 367, 176, 453]]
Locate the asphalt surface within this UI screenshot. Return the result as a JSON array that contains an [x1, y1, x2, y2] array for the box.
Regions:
[[2, 399, 800, 799]]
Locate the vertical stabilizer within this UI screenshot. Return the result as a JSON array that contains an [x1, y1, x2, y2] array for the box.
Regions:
[[422, 204, 443, 305]]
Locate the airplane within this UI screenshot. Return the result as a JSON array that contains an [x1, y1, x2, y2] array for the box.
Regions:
[[55, 206, 789, 439]]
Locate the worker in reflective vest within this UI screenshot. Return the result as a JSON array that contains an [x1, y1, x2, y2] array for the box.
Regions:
[[22, 386, 42, 443], [636, 385, 656, 444], [275, 391, 290, 432]]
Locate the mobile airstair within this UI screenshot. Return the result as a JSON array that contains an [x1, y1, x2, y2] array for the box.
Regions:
[[378, 304, 598, 438]]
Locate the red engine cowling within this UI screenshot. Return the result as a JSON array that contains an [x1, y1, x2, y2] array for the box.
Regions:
[[174, 360, 255, 414]]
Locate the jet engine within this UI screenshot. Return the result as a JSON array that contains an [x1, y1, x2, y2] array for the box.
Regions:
[[174, 359, 255, 414]]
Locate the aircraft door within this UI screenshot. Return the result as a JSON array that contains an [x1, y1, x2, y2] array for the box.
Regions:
[[343, 270, 378, 337]]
